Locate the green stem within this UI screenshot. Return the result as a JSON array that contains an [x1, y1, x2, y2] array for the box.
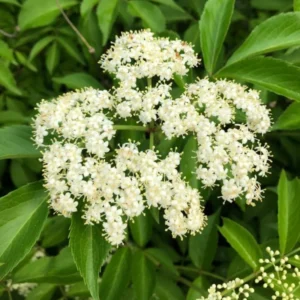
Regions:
[[113, 125, 148, 132], [222, 247, 300, 296], [176, 266, 226, 281], [149, 130, 154, 149], [7, 289, 12, 300]]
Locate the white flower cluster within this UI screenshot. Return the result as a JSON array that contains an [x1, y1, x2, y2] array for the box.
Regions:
[[33, 29, 271, 246], [101, 29, 199, 87], [200, 278, 254, 300]]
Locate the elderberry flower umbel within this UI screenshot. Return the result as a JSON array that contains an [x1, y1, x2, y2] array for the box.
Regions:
[[33, 29, 271, 246]]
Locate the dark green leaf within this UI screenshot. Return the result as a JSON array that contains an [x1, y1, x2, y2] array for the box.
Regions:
[[41, 216, 70, 248], [0, 40, 13, 61], [66, 281, 91, 297], [132, 250, 156, 300], [0, 125, 40, 160], [80, 0, 98, 15], [278, 170, 300, 254], [0, 182, 48, 279], [57, 37, 85, 65], [154, 274, 184, 300], [128, 1, 166, 33], [29, 36, 54, 61], [13, 247, 81, 284], [251, 0, 292, 10], [96, 0, 119, 46], [100, 247, 131, 300], [46, 42, 60, 75], [189, 211, 219, 269], [129, 211, 152, 247], [70, 212, 111, 300], [200, 0, 235, 74], [10, 160, 37, 187], [217, 57, 300, 102], [53, 72, 103, 89], [228, 13, 300, 65], [219, 218, 262, 270], [186, 277, 208, 300]]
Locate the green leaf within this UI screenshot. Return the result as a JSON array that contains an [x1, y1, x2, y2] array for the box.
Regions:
[[18, 0, 78, 30], [13, 247, 81, 284], [278, 170, 300, 254], [154, 274, 185, 300], [10, 160, 37, 187], [99, 247, 132, 300], [0, 64, 22, 95], [66, 281, 91, 297], [273, 102, 300, 130], [0, 182, 48, 279], [15, 51, 38, 72], [70, 211, 111, 300], [251, 0, 292, 10], [217, 57, 300, 102], [0, 125, 40, 160], [295, 0, 300, 10], [29, 36, 54, 61], [26, 284, 56, 300], [80, 0, 98, 15], [0, 0, 20, 5], [186, 277, 208, 300], [0, 111, 30, 124], [129, 211, 152, 248], [0, 40, 14, 61], [41, 216, 70, 248], [189, 211, 219, 269], [184, 23, 201, 54], [199, 0, 235, 74], [180, 136, 198, 189], [53, 73, 103, 89], [219, 218, 262, 270], [96, 0, 119, 46], [57, 37, 85, 65], [227, 13, 300, 65], [132, 250, 156, 300], [128, 1, 166, 33], [151, 0, 186, 12], [46, 42, 60, 75]]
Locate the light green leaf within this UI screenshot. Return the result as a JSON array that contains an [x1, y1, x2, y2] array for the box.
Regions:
[[0, 64, 22, 95], [13, 247, 81, 284], [278, 170, 300, 254], [273, 102, 300, 130], [200, 0, 235, 74], [0, 182, 48, 279], [18, 0, 78, 30], [189, 211, 219, 269], [29, 36, 54, 61], [228, 13, 300, 65], [80, 0, 98, 15], [96, 0, 119, 46], [66, 281, 91, 297], [57, 37, 85, 65], [0, 111, 30, 124], [219, 218, 262, 270], [129, 211, 152, 248], [70, 211, 111, 300], [0, 125, 40, 160], [0, 40, 14, 61], [46, 42, 60, 75], [151, 0, 186, 12], [26, 283, 56, 300], [99, 248, 131, 300], [128, 1, 166, 33], [217, 57, 300, 102], [295, 0, 300, 10], [53, 72, 103, 89], [132, 250, 156, 300]]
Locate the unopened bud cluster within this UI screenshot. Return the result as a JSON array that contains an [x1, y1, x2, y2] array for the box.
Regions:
[[201, 248, 300, 299], [33, 29, 271, 246]]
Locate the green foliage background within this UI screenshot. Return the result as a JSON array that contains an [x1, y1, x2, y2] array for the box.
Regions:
[[1, 0, 300, 299]]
